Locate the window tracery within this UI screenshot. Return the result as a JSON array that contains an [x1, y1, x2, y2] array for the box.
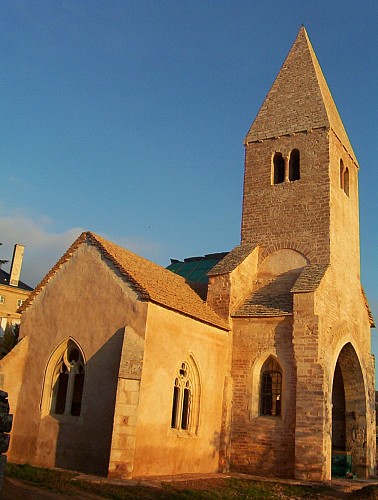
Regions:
[[170, 358, 200, 434], [51, 341, 85, 417]]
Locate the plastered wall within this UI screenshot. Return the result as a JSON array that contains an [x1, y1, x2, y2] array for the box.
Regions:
[[8, 243, 148, 475]]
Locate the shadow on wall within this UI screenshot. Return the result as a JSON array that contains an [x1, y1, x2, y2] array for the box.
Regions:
[[237, 270, 302, 317], [52, 328, 124, 476], [209, 431, 221, 460]]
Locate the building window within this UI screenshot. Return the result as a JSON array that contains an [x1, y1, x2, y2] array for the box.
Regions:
[[0, 296, 5, 304], [51, 340, 85, 417], [17, 299, 24, 307], [289, 148, 300, 181], [260, 356, 282, 416], [340, 159, 349, 196], [344, 167, 349, 196], [170, 357, 200, 433], [273, 152, 285, 184]]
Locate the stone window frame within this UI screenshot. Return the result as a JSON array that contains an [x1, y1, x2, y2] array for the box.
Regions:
[[0, 295, 5, 304], [249, 352, 284, 420], [272, 149, 301, 185], [169, 355, 201, 437], [41, 338, 86, 420]]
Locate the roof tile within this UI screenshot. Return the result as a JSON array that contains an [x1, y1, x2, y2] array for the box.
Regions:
[[291, 264, 329, 292], [19, 232, 229, 331], [208, 243, 255, 276], [234, 270, 300, 317], [245, 27, 357, 165]]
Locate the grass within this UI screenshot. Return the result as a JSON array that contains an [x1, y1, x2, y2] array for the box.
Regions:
[[5, 463, 158, 499], [4, 462, 338, 499]]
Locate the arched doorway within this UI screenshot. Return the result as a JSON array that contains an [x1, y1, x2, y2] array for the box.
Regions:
[[332, 343, 367, 477]]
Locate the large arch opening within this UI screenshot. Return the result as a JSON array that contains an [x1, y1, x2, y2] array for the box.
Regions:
[[331, 343, 367, 477]]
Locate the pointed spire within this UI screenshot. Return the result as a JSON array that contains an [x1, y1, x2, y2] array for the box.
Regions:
[[245, 27, 357, 164]]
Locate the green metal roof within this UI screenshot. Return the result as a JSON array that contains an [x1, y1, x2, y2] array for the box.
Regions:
[[167, 252, 228, 283]]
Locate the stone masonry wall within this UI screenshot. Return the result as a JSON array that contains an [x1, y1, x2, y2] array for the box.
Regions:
[[315, 267, 375, 478], [328, 131, 360, 276], [241, 130, 331, 264], [230, 316, 296, 478], [108, 325, 145, 478], [291, 264, 375, 480], [291, 292, 327, 480]]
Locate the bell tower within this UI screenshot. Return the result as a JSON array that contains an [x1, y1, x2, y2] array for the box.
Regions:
[[241, 27, 360, 271], [230, 27, 375, 481]]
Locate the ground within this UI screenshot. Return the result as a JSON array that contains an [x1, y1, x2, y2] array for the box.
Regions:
[[3, 463, 378, 499]]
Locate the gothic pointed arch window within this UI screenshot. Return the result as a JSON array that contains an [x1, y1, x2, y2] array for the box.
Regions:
[[289, 148, 300, 181], [43, 339, 85, 417], [260, 356, 282, 416], [170, 357, 200, 434]]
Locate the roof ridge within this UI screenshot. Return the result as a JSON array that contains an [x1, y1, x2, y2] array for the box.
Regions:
[[87, 232, 229, 330], [208, 243, 255, 276], [86, 232, 151, 299], [87, 231, 196, 291], [301, 28, 357, 164], [18, 232, 88, 313]]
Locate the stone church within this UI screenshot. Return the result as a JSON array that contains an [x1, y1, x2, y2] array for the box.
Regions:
[[0, 27, 375, 481]]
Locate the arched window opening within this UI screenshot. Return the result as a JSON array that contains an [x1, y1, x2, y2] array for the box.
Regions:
[[71, 365, 85, 416], [260, 357, 282, 416], [273, 152, 285, 184], [54, 363, 68, 415], [289, 149, 300, 181], [339, 160, 350, 197], [340, 159, 344, 190], [51, 341, 85, 417], [171, 378, 180, 428], [170, 359, 200, 433], [181, 382, 191, 430], [344, 167, 349, 196]]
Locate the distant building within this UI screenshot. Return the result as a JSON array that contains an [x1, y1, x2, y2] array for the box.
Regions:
[[0, 27, 375, 481], [0, 245, 32, 335]]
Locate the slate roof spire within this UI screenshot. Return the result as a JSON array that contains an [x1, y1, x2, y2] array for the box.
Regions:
[[245, 26, 357, 165]]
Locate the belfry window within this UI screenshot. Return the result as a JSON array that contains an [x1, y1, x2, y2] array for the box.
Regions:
[[344, 167, 349, 196], [273, 152, 285, 184], [260, 356, 282, 416], [51, 341, 85, 417], [170, 358, 200, 433], [289, 149, 300, 181], [339, 159, 349, 196]]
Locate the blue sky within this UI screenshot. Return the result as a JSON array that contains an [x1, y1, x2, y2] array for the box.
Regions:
[[0, 1, 377, 354]]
